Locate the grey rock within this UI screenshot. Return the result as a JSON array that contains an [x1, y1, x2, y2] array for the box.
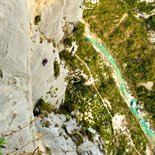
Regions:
[[35, 113, 103, 155], [0, 0, 101, 154], [40, 0, 83, 43], [0, 0, 35, 153]]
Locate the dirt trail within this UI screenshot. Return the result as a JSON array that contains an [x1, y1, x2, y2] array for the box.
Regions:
[[74, 54, 113, 118], [105, 13, 128, 38]]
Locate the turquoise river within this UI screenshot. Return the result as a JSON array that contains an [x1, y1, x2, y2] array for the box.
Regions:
[[86, 37, 155, 144]]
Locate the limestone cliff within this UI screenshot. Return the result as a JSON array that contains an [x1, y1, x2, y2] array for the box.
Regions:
[[0, 0, 99, 154]]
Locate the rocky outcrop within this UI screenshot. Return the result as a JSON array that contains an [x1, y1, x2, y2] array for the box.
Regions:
[[30, 0, 83, 107], [39, 0, 83, 43], [35, 112, 104, 154]]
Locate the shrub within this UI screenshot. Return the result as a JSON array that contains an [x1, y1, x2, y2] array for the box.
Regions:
[[137, 2, 154, 14], [54, 60, 60, 78], [42, 120, 50, 128], [73, 22, 85, 42], [34, 15, 41, 25], [146, 15, 155, 31], [33, 98, 53, 116]]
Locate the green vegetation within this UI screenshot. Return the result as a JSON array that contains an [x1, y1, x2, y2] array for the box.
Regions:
[[146, 15, 155, 31], [0, 138, 6, 155], [0, 69, 3, 78], [123, 0, 137, 7], [123, 0, 154, 14], [71, 132, 84, 146], [54, 60, 60, 78], [45, 147, 51, 153], [34, 98, 53, 115], [64, 38, 73, 47], [84, 0, 155, 126], [73, 22, 85, 41], [60, 21, 147, 154], [42, 120, 51, 128], [34, 15, 41, 25], [63, 22, 85, 48], [137, 2, 154, 13], [137, 85, 155, 120]]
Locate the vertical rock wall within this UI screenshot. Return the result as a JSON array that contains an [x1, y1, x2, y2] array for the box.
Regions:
[[0, 0, 83, 154], [0, 0, 35, 153], [30, 0, 83, 107]]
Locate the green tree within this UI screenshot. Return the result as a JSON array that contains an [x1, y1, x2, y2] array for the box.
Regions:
[[146, 15, 155, 31]]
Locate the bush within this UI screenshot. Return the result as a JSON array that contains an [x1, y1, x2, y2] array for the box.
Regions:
[[123, 0, 137, 7], [54, 60, 60, 78], [136, 86, 155, 118], [34, 15, 41, 25], [137, 2, 154, 14], [146, 15, 155, 31], [73, 22, 85, 42], [33, 98, 53, 116]]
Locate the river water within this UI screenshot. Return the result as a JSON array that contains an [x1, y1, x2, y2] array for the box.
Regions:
[[85, 37, 155, 143]]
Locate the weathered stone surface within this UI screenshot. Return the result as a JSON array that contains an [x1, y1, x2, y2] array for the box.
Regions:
[[35, 113, 103, 155], [30, 41, 68, 108], [0, 0, 35, 153], [0, 0, 84, 154], [39, 0, 83, 43], [30, 0, 83, 107]]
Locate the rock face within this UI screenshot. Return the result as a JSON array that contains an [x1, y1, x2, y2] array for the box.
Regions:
[[39, 0, 83, 43], [0, 0, 84, 154], [0, 0, 35, 153], [30, 0, 83, 107], [35, 113, 104, 155]]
